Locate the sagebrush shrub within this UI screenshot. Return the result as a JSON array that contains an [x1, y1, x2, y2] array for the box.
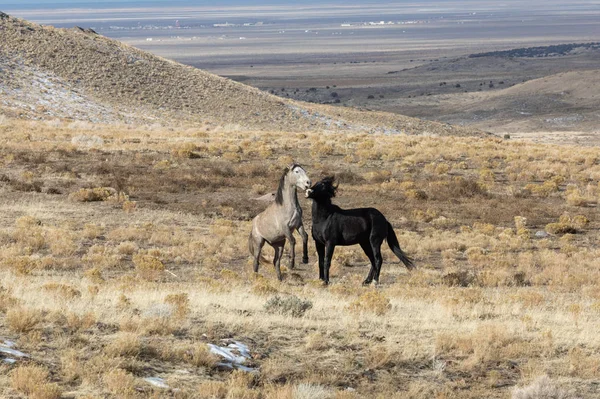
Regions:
[[264, 295, 313, 317]]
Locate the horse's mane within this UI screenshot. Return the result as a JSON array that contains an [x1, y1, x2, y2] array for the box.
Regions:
[[275, 164, 301, 205], [321, 176, 337, 198]]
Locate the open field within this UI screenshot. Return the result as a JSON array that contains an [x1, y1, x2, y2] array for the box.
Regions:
[[2, 118, 600, 397]]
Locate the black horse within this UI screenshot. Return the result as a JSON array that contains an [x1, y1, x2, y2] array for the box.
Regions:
[[306, 176, 414, 285]]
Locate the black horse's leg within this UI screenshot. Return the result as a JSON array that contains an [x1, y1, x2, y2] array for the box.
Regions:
[[371, 241, 384, 284], [359, 240, 376, 285], [315, 241, 325, 281], [323, 243, 335, 285], [253, 237, 266, 273], [273, 241, 285, 281], [298, 225, 309, 264]]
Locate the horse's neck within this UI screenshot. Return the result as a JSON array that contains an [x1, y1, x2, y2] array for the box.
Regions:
[[281, 179, 299, 214], [311, 199, 332, 222]]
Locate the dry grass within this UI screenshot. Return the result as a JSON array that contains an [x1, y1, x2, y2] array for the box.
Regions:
[[1, 118, 600, 398]]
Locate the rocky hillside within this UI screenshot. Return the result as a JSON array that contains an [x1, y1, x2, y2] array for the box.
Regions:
[[0, 12, 484, 136]]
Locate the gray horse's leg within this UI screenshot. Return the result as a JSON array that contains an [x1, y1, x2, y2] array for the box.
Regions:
[[285, 230, 296, 270], [273, 241, 285, 281], [253, 237, 266, 273], [297, 224, 309, 264]]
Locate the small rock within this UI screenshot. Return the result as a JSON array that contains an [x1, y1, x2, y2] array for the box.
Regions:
[[535, 231, 549, 238]]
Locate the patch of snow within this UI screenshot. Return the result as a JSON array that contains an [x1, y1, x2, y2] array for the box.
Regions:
[[0, 339, 29, 363], [208, 344, 247, 364], [144, 377, 169, 389], [208, 340, 257, 373]]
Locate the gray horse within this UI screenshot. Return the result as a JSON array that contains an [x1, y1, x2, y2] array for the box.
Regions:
[[249, 164, 311, 280]]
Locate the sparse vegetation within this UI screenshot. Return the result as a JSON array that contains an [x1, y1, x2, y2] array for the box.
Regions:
[[0, 11, 600, 399]]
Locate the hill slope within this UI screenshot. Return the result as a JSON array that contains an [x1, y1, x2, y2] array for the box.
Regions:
[[0, 12, 483, 136], [393, 69, 600, 133]]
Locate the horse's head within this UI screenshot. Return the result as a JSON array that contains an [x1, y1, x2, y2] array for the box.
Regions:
[[305, 176, 337, 200], [288, 164, 311, 191]]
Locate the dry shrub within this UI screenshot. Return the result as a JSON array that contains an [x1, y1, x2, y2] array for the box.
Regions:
[[264, 295, 313, 317], [42, 282, 81, 300], [405, 189, 428, 200], [117, 241, 138, 255], [252, 183, 268, 195], [348, 291, 391, 315], [364, 170, 392, 183], [364, 345, 400, 369], [252, 277, 278, 296], [305, 332, 330, 352], [571, 215, 589, 229], [185, 344, 219, 368], [0, 288, 19, 312], [3, 256, 41, 275], [85, 267, 104, 283], [198, 380, 228, 398], [442, 269, 475, 287], [430, 176, 487, 200], [436, 324, 529, 368], [224, 369, 259, 398], [7, 307, 43, 333], [13, 216, 45, 251], [133, 253, 165, 280], [565, 188, 589, 206], [42, 229, 76, 257], [105, 333, 142, 357], [172, 142, 200, 158], [10, 365, 62, 399], [567, 347, 600, 378], [512, 291, 545, 308], [512, 375, 573, 399], [524, 181, 559, 198], [83, 223, 104, 239], [293, 383, 331, 399], [122, 200, 137, 213], [164, 292, 190, 319], [61, 349, 82, 383], [65, 311, 96, 332], [68, 187, 116, 202], [311, 142, 334, 157], [545, 223, 576, 235], [104, 368, 138, 398]]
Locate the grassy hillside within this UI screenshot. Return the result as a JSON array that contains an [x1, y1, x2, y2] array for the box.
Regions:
[[1, 118, 600, 397], [0, 12, 483, 136]]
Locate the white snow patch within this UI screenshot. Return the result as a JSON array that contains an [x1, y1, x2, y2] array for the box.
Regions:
[[208, 340, 257, 373], [144, 377, 169, 389]]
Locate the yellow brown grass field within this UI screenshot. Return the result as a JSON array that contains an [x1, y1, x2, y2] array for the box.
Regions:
[[1, 118, 600, 398]]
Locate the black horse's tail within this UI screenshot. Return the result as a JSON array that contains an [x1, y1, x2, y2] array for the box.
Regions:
[[386, 221, 415, 270]]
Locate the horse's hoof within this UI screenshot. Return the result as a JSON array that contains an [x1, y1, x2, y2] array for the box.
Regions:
[[302, 257, 309, 264], [322, 280, 329, 286], [362, 280, 371, 286]]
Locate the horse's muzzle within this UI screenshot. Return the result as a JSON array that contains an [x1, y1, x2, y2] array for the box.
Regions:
[[305, 189, 313, 198]]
